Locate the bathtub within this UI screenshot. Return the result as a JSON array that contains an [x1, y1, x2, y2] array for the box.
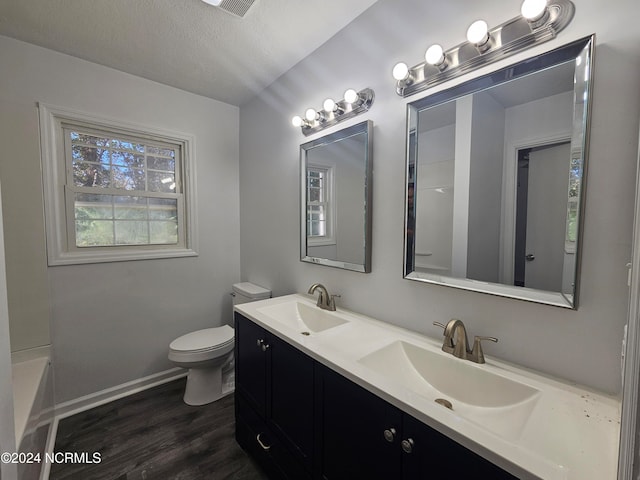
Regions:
[[11, 347, 53, 480]]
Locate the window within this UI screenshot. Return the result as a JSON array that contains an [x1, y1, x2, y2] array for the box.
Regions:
[[306, 165, 335, 246], [565, 153, 581, 253], [39, 104, 198, 265]]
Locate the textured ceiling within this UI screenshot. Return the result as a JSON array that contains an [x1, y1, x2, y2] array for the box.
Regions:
[[0, 0, 379, 106]]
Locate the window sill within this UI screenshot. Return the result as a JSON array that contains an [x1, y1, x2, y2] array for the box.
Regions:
[[48, 247, 198, 266], [307, 239, 336, 247]]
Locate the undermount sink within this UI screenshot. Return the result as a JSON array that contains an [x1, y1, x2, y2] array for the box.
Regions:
[[358, 341, 541, 440], [256, 301, 348, 333]]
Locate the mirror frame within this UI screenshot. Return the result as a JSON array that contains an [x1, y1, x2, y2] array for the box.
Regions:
[[300, 120, 373, 273], [403, 36, 594, 308]]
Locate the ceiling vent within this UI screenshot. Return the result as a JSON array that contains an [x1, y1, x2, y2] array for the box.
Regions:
[[218, 0, 256, 17]]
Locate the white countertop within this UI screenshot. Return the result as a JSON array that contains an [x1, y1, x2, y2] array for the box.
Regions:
[[235, 293, 620, 480]]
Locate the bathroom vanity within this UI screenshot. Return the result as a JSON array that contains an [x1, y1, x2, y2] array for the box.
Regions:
[[234, 294, 619, 479]]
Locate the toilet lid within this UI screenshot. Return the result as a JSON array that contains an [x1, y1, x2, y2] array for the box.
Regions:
[[170, 325, 234, 353]]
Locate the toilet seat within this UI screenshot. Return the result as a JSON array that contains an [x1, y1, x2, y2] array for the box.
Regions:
[[170, 326, 234, 353], [169, 326, 234, 364]]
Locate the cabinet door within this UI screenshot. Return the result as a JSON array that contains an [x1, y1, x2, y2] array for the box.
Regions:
[[401, 414, 518, 479], [235, 313, 269, 417], [319, 366, 401, 480], [269, 334, 315, 469]]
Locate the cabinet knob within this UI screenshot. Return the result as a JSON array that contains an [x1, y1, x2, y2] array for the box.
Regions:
[[401, 438, 414, 454], [383, 428, 396, 443], [261, 343, 270, 352]]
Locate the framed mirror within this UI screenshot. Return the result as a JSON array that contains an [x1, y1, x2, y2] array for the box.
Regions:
[[301, 120, 373, 273], [404, 36, 594, 308]]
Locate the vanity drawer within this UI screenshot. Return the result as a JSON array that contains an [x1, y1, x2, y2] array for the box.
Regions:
[[236, 394, 311, 480]]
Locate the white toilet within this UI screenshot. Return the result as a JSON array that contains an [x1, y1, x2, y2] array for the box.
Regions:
[[168, 282, 271, 406]]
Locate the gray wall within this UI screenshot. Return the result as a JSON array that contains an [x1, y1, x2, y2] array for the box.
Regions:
[[0, 185, 17, 480], [415, 124, 455, 272], [0, 38, 51, 352], [467, 92, 505, 283], [0, 36, 241, 403], [239, 0, 640, 394]]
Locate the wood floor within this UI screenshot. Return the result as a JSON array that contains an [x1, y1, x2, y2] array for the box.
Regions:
[[50, 378, 268, 480]]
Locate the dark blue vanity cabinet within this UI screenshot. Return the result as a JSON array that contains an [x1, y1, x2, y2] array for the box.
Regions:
[[319, 365, 402, 479], [235, 313, 518, 480], [319, 366, 517, 480], [235, 313, 314, 479]]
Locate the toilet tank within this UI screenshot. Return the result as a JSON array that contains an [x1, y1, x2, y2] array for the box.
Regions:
[[232, 282, 271, 305]]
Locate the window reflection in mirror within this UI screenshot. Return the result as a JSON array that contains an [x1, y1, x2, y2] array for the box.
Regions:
[[404, 36, 594, 308], [301, 120, 373, 273]]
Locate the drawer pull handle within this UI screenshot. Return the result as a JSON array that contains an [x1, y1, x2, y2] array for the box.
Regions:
[[401, 438, 414, 454], [383, 428, 396, 443], [256, 433, 271, 451]]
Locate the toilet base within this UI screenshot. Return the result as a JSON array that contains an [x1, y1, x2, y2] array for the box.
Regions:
[[183, 366, 226, 406]]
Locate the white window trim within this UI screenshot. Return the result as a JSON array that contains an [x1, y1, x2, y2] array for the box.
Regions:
[[564, 196, 578, 254], [38, 103, 199, 266], [306, 164, 336, 247]]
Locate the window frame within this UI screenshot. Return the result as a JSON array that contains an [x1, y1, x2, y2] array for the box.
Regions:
[[306, 164, 335, 247], [39, 103, 199, 265]]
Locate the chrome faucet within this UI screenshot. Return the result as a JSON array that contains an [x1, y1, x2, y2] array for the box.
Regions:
[[307, 283, 339, 311], [433, 319, 498, 364], [442, 318, 470, 360]]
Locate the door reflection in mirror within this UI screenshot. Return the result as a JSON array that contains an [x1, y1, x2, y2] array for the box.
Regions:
[[404, 36, 594, 308], [514, 141, 571, 292]]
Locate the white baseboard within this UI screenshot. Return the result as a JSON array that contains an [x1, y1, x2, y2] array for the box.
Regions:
[[39, 367, 237, 480], [54, 368, 187, 420], [39, 417, 57, 480], [38, 368, 187, 480]]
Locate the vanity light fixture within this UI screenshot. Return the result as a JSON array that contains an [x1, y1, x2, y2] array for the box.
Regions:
[[521, 0, 550, 27], [392, 62, 411, 83], [466, 20, 492, 53], [305, 108, 319, 122], [393, 0, 574, 97], [343, 89, 357, 104], [425, 44, 447, 70], [291, 87, 375, 136], [323, 98, 341, 114]]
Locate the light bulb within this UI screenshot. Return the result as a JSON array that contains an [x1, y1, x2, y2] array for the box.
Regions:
[[323, 98, 336, 113], [425, 44, 445, 66], [521, 0, 547, 20], [291, 115, 303, 127], [392, 62, 410, 81], [344, 89, 359, 104], [466, 20, 489, 45], [305, 108, 317, 122]]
